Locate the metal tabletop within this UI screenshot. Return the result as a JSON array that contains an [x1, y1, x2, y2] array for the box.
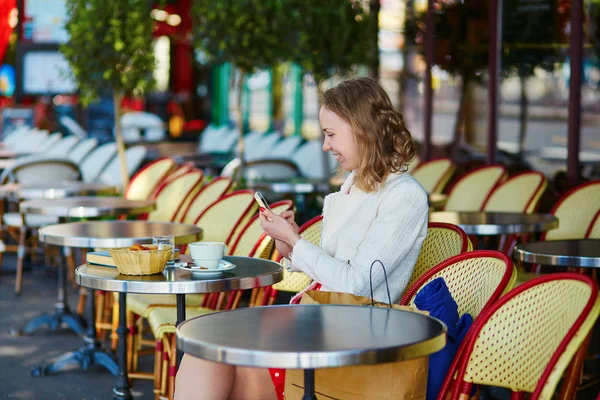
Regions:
[[429, 211, 558, 235], [177, 305, 446, 369], [76, 256, 282, 294], [38, 220, 202, 248], [247, 179, 332, 195], [0, 182, 119, 200], [514, 239, 600, 268], [20, 196, 155, 218]]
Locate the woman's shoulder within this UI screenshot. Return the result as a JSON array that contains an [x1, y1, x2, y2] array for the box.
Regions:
[[382, 172, 428, 198]]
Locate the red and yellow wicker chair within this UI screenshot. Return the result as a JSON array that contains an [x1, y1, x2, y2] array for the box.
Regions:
[[401, 250, 517, 400], [123, 158, 177, 201], [412, 158, 456, 194], [405, 222, 472, 291], [444, 164, 507, 212], [179, 177, 233, 225], [147, 170, 204, 223], [586, 210, 600, 239], [446, 273, 600, 400]]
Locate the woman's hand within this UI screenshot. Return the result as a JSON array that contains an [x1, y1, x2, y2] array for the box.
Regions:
[[259, 208, 301, 248]]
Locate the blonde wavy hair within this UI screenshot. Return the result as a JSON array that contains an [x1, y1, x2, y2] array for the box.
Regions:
[[320, 77, 416, 193]]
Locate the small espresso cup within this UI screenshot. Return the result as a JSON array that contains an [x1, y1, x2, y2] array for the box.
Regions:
[[188, 242, 228, 269]]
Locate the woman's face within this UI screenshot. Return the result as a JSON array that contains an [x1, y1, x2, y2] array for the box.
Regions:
[[320, 107, 360, 171]]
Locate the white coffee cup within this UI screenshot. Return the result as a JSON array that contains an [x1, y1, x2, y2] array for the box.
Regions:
[[188, 242, 228, 269]]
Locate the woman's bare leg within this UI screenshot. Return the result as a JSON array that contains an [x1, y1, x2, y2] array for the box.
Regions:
[[174, 355, 277, 400], [175, 354, 235, 400]]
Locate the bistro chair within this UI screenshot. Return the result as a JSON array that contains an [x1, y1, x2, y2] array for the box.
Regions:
[[147, 170, 204, 222], [79, 142, 118, 182], [407, 154, 421, 174], [405, 222, 472, 290], [400, 250, 516, 400], [67, 137, 98, 165], [586, 210, 600, 239], [44, 135, 80, 159], [189, 190, 258, 246], [291, 140, 338, 180], [123, 158, 177, 201], [445, 273, 600, 400], [264, 215, 324, 306], [482, 170, 547, 213], [98, 145, 148, 187], [180, 177, 233, 224], [263, 135, 303, 160], [444, 165, 507, 212], [542, 180, 600, 241], [412, 158, 456, 194]]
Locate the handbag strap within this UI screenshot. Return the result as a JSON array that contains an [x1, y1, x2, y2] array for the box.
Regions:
[[369, 260, 392, 308]]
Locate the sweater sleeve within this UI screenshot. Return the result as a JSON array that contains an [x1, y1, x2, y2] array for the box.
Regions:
[[291, 181, 429, 300]]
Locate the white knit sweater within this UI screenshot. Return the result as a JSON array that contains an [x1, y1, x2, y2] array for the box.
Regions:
[[291, 171, 429, 304]]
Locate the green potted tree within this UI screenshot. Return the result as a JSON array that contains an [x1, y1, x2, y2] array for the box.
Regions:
[[191, 0, 289, 178], [61, 0, 157, 188]]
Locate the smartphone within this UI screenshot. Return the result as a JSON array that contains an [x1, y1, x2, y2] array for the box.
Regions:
[[254, 191, 272, 212]]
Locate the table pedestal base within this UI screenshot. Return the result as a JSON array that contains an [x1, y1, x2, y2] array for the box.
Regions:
[[303, 369, 317, 400], [30, 338, 118, 377], [11, 305, 86, 336]]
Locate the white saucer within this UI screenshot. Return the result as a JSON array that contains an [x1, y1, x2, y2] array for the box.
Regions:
[[178, 259, 236, 277]]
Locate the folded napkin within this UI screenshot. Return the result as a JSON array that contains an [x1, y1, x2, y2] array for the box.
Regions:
[[414, 277, 473, 400]]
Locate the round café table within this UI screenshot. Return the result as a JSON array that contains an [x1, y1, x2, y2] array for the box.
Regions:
[[514, 239, 600, 268], [30, 220, 202, 399], [177, 305, 446, 400], [20, 196, 155, 218], [0, 182, 119, 200], [76, 255, 282, 400], [429, 211, 558, 236]]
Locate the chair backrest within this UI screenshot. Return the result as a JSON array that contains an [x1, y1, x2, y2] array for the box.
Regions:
[[97, 145, 148, 186], [401, 250, 515, 319], [198, 125, 229, 152], [272, 215, 323, 292], [543, 180, 600, 241], [5, 159, 81, 184], [411, 158, 455, 193], [210, 127, 238, 152], [243, 159, 301, 181], [245, 132, 281, 161], [586, 210, 600, 238], [181, 177, 233, 224], [264, 135, 303, 159], [220, 158, 241, 178], [165, 162, 195, 182], [79, 142, 117, 182], [68, 137, 98, 164], [124, 158, 177, 200], [11, 129, 49, 153], [406, 222, 471, 290], [449, 273, 600, 400], [192, 190, 258, 245], [38, 132, 63, 152], [45, 136, 80, 158], [482, 170, 547, 213], [148, 170, 204, 222], [59, 115, 87, 139], [406, 154, 421, 174], [120, 111, 165, 142], [292, 139, 337, 179], [228, 200, 295, 257], [444, 165, 507, 211]]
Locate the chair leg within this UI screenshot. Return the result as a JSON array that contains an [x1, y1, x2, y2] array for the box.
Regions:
[[77, 288, 87, 316], [558, 331, 592, 400], [231, 290, 243, 309], [15, 226, 26, 295], [215, 292, 226, 310], [160, 337, 170, 399], [153, 339, 163, 399], [111, 301, 119, 351], [96, 290, 105, 335], [168, 334, 177, 400], [66, 248, 76, 288], [249, 288, 258, 307], [126, 311, 134, 372], [0, 250, 4, 279]]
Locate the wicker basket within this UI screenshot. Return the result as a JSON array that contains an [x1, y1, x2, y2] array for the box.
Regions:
[[109, 245, 172, 275]]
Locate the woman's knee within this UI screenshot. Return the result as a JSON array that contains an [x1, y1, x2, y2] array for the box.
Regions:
[[174, 354, 235, 400]]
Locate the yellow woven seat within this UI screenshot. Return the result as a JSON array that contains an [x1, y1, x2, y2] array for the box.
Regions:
[[405, 222, 471, 291], [444, 165, 506, 211], [148, 306, 215, 339], [180, 177, 233, 224], [482, 170, 547, 213], [412, 158, 455, 193], [148, 170, 204, 222], [124, 158, 177, 200], [121, 293, 205, 318], [447, 273, 600, 400]]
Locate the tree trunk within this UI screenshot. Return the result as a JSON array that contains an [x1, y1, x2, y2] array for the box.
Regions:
[[236, 70, 246, 182], [316, 77, 330, 182], [450, 74, 470, 157], [369, 0, 381, 80], [112, 91, 129, 189], [517, 68, 528, 159]]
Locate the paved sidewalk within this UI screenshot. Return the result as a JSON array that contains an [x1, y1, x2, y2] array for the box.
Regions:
[[0, 257, 154, 400]]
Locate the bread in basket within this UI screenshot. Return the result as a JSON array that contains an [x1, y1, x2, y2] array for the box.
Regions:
[[109, 244, 172, 275]]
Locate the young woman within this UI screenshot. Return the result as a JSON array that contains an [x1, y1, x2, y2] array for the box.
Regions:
[[175, 77, 429, 400]]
